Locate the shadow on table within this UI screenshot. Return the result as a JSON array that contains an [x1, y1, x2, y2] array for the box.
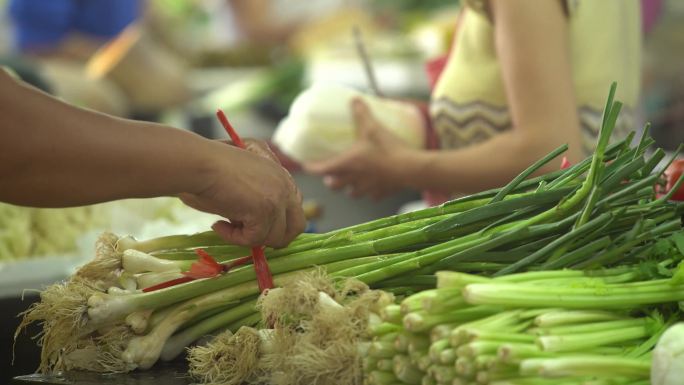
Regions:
[[2, 294, 41, 384]]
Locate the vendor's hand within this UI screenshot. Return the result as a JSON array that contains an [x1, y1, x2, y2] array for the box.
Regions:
[[179, 140, 305, 248], [305, 99, 412, 200], [221, 138, 280, 164]]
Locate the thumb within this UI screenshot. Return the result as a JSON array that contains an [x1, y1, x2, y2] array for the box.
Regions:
[[351, 98, 380, 139]]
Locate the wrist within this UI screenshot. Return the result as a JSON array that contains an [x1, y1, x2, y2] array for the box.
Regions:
[[181, 137, 239, 196], [393, 148, 432, 190], [132, 122, 232, 197]]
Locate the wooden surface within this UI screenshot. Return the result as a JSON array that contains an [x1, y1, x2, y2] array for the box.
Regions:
[[12, 363, 191, 385]]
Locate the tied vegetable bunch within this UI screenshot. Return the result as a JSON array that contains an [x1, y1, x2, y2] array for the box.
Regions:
[[17, 83, 684, 379], [364, 262, 684, 385], [363, 255, 684, 385]]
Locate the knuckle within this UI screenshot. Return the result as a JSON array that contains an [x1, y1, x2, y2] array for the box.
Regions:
[[261, 199, 278, 216]]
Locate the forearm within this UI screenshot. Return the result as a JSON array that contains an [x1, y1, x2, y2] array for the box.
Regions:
[[0, 70, 216, 207], [400, 129, 579, 195]]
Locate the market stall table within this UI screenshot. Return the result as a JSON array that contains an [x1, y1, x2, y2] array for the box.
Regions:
[[12, 363, 190, 385]]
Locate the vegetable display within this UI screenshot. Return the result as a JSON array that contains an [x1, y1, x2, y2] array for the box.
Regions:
[[16, 84, 684, 384], [0, 204, 107, 260], [0, 198, 214, 261], [364, 267, 684, 385]]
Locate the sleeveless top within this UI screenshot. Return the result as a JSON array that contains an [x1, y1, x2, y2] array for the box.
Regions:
[[430, 0, 641, 155]]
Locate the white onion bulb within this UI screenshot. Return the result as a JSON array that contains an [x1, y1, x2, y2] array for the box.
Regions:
[[652, 323, 684, 385]]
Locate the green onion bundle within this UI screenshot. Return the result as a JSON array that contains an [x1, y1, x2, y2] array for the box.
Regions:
[[16, 84, 684, 379], [365, 265, 684, 385]]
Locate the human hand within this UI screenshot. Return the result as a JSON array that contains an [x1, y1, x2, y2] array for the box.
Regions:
[[221, 138, 279, 164], [180, 140, 305, 248], [305, 99, 413, 200]]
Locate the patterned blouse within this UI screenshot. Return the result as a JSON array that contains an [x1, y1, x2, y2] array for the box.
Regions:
[[431, 0, 641, 155]]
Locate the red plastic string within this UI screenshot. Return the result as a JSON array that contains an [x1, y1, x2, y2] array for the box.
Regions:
[[222, 255, 253, 272], [216, 109, 275, 292], [182, 249, 225, 279], [144, 249, 256, 292], [216, 109, 245, 148], [142, 277, 194, 292], [251, 246, 274, 291], [560, 156, 571, 170]]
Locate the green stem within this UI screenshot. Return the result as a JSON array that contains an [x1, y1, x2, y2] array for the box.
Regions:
[[520, 356, 650, 378], [498, 265, 632, 283], [494, 211, 615, 276], [426, 226, 530, 273], [540, 236, 611, 269], [422, 288, 466, 313], [639, 148, 665, 178], [403, 306, 500, 332], [424, 189, 571, 237], [544, 134, 630, 191], [599, 174, 659, 207], [374, 275, 436, 288], [159, 299, 258, 361], [532, 310, 625, 328], [268, 215, 449, 259], [463, 329, 536, 344], [512, 85, 621, 232], [151, 246, 249, 261], [436, 271, 491, 289], [536, 325, 649, 352], [117, 231, 228, 253], [325, 194, 495, 237], [490, 144, 568, 203], [329, 254, 406, 280], [463, 282, 684, 309], [90, 249, 392, 323], [574, 218, 681, 268], [574, 185, 602, 228], [600, 156, 645, 192], [625, 317, 674, 359], [369, 322, 402, 337], [355, 234, 483, 284]]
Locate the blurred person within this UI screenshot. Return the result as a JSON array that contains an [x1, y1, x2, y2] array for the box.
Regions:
[[7, 0, 140, 115], [200, 0, 346, 48], [0, 68, 305, 248], [9, 0, 140, 59], [7, 0, 189, 116], [306, 0, 641, 202], [223, 0, 299, 45]]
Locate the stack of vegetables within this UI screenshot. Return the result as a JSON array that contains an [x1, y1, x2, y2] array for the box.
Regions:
[[17, 84, 684, 382], [365, 263, 684, 385], [0, 204, 107, 260], [0, 197, 216, 260]]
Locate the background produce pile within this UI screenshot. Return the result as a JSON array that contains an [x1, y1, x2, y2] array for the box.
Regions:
[[0, 198, 221, 261]]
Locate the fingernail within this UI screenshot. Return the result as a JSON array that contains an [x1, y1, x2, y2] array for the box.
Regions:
[[212, 220, 230, 230]]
